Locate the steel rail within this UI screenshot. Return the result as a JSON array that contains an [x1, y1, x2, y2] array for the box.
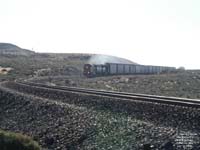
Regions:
[[16, 81, 200, 108]]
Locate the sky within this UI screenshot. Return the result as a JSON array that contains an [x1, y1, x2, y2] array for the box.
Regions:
[[0, 0, 200, 69]]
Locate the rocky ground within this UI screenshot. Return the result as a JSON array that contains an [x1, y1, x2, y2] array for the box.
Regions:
[[34, 70, 200, 99], [0, 82, 200, 149], [0, 86, 93, 150]]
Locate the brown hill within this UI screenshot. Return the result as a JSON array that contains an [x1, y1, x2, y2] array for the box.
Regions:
[[0, 43, 35, 56]]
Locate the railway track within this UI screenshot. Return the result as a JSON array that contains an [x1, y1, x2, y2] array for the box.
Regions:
[[16, 81, 200, 108]]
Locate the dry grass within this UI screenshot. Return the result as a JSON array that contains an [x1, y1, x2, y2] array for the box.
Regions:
[[0, 130, 41, 150]]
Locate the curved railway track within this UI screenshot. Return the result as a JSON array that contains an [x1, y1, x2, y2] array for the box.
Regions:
[[16, 81, 200, 108]]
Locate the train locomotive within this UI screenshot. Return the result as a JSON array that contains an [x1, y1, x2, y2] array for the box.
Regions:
[[83, 63, 176, 77]]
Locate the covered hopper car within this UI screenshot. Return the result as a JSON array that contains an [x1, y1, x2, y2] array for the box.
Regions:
[[83, 63, 176, 77]]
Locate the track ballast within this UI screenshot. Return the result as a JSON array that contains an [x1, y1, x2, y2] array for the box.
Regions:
[[17, 81, 200, 108]]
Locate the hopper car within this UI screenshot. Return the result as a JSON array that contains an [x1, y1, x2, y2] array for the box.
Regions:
[[83, 63, 176, 77]]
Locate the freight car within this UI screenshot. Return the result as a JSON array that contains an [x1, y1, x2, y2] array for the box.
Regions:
[[83, 63, 176, 77]]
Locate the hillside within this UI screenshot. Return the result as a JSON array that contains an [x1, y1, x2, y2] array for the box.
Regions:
[[0, 43, 91, 80], [0, 52, 90, 81], [0, 43, 35, 56], [0, 43, 139, 81]]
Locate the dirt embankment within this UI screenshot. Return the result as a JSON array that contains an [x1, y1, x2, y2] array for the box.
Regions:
[[3, 82, 200, 131], [1, 82, 200, 149], [0, 85, 93, 150]]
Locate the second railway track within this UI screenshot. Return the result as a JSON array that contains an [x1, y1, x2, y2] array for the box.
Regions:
[[15, 81, 200, 108]]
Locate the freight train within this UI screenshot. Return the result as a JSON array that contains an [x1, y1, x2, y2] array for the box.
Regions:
[[83, 63, 176, 77]]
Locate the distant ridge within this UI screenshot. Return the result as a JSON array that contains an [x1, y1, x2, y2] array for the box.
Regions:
[[0, 43, 35, 56]]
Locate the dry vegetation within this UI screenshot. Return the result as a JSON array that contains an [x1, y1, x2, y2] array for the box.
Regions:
[[37, 70, 200, 99], [0, 53, 90, 81], [0, 84, 94, 149], [0, 130, 41, 150]]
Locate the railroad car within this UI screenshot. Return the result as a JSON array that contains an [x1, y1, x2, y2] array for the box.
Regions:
[[83, 63, 176, 77]]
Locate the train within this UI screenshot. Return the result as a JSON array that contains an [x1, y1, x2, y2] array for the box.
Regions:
[[83, 63, 176, 77]]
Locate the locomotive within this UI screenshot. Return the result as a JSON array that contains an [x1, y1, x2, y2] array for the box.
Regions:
[[83, 63, 176, 77]]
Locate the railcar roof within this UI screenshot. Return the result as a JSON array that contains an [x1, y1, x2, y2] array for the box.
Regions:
[[84, 63, 176, 68]]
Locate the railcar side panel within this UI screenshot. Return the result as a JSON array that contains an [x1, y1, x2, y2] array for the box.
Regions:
[[125, 65, 130, 74], [158, 66, 161, 73], [118, 64, 124, 74], [109, 64, 117, 74], [156, 66, 158, 73], [94, 65, 107, 75], [84, 63, 176, 77], [141, 65, 145, 74], [143, 66, 146, 74], [152, 66, 157, 74], [154, 66, 159, 74], [160, 66, 163, 73], [149, 66, 153, 74], [95, 65, 102, 74], [144, 66, 149, 74], [144, 66, 148, 74], [135, 65, 141, 74], [130, 65, 136, 74]]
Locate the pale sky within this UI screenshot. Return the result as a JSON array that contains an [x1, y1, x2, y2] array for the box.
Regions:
[[0, 0, 200, 69]]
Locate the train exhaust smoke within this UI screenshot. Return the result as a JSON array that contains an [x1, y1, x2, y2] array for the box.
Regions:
[[88, 54, 137, 65]]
